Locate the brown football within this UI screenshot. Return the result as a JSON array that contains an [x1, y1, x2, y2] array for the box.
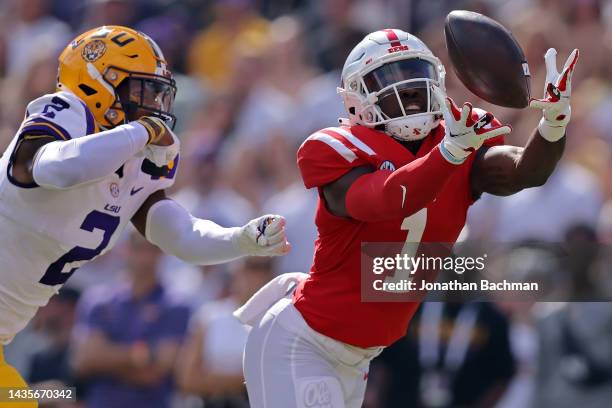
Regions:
[[444, 10, 531, 108]]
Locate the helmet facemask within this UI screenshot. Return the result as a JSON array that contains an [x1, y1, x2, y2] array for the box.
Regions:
[[113, 69, 177, 129], [345, 56, 444, 141]]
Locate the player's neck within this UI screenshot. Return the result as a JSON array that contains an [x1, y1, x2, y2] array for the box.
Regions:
[[400, 139, 424, 155]]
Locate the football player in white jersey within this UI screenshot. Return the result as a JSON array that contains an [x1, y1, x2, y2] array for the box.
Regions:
[[0, 25, 290, 396]]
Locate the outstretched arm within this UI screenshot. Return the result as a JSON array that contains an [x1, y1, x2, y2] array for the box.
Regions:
[[15, 116, 176, 189], [471, 48, 579, 197], [324, 91, 511, 221], [470, 129, 565, 196], [326, 146, 460, 221], [131, 190, 290, 264]]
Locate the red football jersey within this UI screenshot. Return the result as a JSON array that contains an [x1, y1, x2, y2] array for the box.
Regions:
[[293, 121, 504, 348]]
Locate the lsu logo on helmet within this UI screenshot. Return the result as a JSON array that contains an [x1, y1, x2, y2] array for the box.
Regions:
[[57, 25, 176, 129], [81, 40, 107, 62]]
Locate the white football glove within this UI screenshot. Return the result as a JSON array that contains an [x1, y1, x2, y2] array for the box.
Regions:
[[433, 86, 512, 164], [144, 131, 180, 167], [233, 214, 291, 257], [529, 48, 579, 142]]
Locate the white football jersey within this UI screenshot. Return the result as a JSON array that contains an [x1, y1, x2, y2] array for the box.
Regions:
[[0, 91, 178, 343]]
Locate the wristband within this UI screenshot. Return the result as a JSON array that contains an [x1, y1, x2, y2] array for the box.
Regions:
[[439, 141, 468, 165], [538, 117, 566, 142]]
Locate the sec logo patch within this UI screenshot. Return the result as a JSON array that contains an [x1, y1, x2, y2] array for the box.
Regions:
[[109, 182, 120, 198], [379, 160, 396, 171]]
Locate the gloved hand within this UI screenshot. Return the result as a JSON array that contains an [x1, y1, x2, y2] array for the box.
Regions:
[[433, 86, 512, 164], [234, 215, 291, 257], [135, 116, 180, 167], [529, 48, 579, 142]]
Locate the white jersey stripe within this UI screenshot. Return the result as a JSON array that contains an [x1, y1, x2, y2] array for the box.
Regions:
[[324, 127, 375, 156], [309, 132, 357, 162]]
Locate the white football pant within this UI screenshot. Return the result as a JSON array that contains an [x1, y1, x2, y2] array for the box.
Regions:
[[243, 297, 383, 408]]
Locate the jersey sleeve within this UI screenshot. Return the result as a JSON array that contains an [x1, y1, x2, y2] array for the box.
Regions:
[[297, 128, 369, 189], [20, 91, 96, 141]]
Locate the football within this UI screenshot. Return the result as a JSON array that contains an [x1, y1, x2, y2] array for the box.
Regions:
[[444, 10, 531, 108]]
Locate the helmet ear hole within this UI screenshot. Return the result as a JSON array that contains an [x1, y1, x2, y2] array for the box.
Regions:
[[78, 84, 98, 96], [349, 107, 356, 115]]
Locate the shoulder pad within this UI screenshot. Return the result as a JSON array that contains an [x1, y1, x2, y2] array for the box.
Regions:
[[297, 126, 373, 188], [22, 92, 95, 140]]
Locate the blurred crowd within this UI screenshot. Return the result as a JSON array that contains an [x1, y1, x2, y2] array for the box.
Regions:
[[1, 0, 611, 407]]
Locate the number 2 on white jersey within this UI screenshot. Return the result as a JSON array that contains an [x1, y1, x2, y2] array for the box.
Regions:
[[39, 210, 120, 286]]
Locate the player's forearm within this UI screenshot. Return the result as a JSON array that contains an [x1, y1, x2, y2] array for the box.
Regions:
[[346, 146, 460, 222], [32, 122, 149, 189], [145, 199, 245, 265], [516, 127, 565, 188], [514, 46, 576, 190]]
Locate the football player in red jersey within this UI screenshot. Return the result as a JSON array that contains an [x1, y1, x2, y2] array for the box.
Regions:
[[237, 29, 579, 408]]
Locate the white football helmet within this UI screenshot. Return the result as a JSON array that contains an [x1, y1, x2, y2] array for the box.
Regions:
[[338, 29, 446, 141]]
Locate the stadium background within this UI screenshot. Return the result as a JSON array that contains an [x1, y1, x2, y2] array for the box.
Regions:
[[1, 0, 611, 407]]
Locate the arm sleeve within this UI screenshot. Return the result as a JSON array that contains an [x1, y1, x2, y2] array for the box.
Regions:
[[32, 122, 149, 189], [345, 146, 461, 222], [145, 198, 246, 265]]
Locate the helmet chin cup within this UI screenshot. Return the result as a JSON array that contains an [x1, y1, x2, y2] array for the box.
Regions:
[[385, 114, 439, 141], [339, 89, 439, 141]]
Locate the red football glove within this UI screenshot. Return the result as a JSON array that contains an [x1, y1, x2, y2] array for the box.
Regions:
[[529, 48, 579, 141], [433, 86, 512, 164]]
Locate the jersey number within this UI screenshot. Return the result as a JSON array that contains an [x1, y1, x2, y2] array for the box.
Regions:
[[41, 96, 70, 119], [384, 208, 427, 287], [39, 211, 120, 286]]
